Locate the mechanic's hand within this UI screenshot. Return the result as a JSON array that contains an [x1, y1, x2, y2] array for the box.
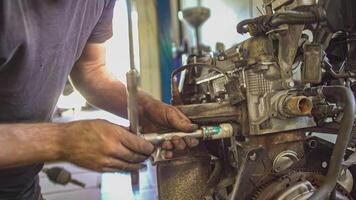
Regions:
[[139, 95, 200, 158], [60, 119, 154, 172]]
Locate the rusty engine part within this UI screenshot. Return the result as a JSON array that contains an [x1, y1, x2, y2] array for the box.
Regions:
[[152, 0, 356, 199]]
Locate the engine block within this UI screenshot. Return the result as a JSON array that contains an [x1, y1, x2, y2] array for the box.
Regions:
[[177, 35, 316, 135], [155, 0, 356, 199]]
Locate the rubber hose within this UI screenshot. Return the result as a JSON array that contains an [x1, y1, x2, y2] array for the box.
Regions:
[[309, 86, 356, 200]]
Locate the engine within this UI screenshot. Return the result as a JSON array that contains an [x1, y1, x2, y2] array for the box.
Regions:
[[155, 0, 356, 199]]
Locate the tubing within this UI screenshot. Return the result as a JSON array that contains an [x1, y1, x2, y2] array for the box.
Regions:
[[270, 10, 320, 26], [309, 86, 356, 200], [236, 7, 325, 34]]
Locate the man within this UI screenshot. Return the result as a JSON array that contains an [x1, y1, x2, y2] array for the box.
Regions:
[[0, 1, 199, 199]]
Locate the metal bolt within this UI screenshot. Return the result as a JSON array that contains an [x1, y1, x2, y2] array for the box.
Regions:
[[322, 161, 328, 168], [288, 81, 295, 88], [249, 152, 257, 161], [308, 139, 318, 149], [218, 55, 225, 61]]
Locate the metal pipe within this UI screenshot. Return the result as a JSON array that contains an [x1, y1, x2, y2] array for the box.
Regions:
[[195, 27, 200, 52], [229, 154, 248, 200], [309, 86, 356, 200], [126, 0, 136, 71], [126, 70, 140, 135], [125, 0, 140, 135], [284, 96, 313, 116], [125, 0, 140, 196]]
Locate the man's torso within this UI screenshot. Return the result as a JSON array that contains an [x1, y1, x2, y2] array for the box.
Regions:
[[0, 1, 113, 199]]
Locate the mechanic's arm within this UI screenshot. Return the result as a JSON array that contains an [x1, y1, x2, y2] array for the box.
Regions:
[[0, 120, 154, 171], [0, 123, 62, 169], [70, 42, 199, 156]]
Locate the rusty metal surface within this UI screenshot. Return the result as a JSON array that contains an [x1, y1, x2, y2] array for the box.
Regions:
[[250, 130, 305, 145], [177, 102, 241, 124], [157, 150, 211, 200], [249, 131, 306, 161], [285, 96, 313, 116]]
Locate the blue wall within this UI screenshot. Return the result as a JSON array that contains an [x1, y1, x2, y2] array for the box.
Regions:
[[157, 0, 173, 103]]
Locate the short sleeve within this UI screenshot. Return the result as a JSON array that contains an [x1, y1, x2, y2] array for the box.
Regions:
[[88, 0, 116, 43]]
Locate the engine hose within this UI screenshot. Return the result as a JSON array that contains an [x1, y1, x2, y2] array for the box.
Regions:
[[236, 7, 325, 34], [270, 11, 320, 26], [236, 18, 261, 34], [309, 86, 356, 200]]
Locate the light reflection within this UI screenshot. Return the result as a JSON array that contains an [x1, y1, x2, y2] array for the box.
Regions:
[[101, 161, 157, 200]]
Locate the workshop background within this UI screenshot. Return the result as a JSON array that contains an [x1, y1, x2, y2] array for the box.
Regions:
[[39, 0, 266, 199]]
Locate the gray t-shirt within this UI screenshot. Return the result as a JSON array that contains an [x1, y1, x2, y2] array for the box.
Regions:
[[0, 0, 115, 199]]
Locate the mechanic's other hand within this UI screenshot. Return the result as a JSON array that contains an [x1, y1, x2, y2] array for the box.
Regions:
[[60, 119, 154, 172], [139, 95, 200, 158]]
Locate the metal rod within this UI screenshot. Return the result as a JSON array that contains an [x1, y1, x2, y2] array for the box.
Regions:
[[125, 0, 140, 197], [126, 0, 140, 136], [195, 26, 200, 52], [126, 70, 140, 135], [127, 0, 135, 71]]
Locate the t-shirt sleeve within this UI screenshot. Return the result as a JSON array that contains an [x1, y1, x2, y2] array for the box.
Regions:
[[88, 0, 116, 43]]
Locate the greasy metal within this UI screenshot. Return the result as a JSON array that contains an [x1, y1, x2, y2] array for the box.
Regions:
[[143, 123, 234, 145], [338, 169, 354, 194], [251, 171, 321, 200], [272, 150, 299, 173], [277, 25, 304, 80], [230, 147, 273, 200], [303, 44, 322, 84], [239, 36, 316, 135], [161, 1, 356, 199], [343, 151, 356, 168], [284, 96, 313, 116], [249, 131, 305, 162], [275, 181, 315, 200], [229, 150, 249, 200], [157, 148, 212, 200], [251, 170, 351, 200], [177, 102, 242, 123]]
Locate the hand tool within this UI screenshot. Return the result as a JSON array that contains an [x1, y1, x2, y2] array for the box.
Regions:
[[143, 123, 234, 145]]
